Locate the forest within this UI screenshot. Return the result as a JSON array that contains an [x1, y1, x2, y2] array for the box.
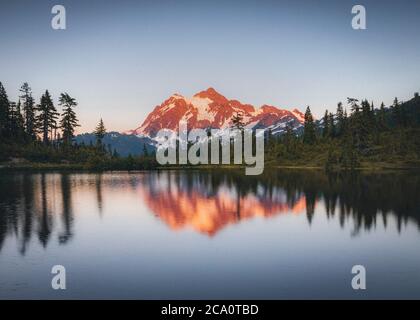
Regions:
[[1, 80, 420, 171]]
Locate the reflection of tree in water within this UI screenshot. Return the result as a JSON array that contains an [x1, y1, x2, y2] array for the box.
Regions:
[[37, 174, 52, 247], [256, 169, 420, 234], [0, 174, 23, 253], [0, 173, 74, 254], [147, 169, 420, 234], [58, 174, 74, 244], [95, 174, 103, 216], [1, 170, 420, 254], [21, 174, 34, 254]]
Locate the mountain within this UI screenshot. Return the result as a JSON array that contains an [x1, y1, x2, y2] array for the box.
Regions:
[[128, 87, 305, 137], [75, 132, 155, 156]]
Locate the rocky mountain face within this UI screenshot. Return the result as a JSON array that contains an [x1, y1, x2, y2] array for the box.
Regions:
[[128, 88, 304, 137]]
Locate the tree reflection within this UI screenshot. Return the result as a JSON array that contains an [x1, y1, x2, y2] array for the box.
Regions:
[[140, 170, 420, 235], [58, 174, 74, 244], [37, 174, 52, 247], [0, 170, 419, 254]]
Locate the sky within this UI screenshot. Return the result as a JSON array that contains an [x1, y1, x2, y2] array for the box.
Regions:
[[0, 0, 420, 133]]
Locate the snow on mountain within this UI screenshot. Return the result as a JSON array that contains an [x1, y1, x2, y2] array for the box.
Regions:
[[129, 88, 304, 137]]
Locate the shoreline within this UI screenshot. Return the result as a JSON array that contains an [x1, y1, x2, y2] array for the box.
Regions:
[[1, 162, 420, 173]]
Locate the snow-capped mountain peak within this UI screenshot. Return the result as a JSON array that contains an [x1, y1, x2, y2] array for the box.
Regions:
[[129, 88, 304, 137]]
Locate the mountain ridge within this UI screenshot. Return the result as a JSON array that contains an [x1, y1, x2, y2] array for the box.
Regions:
[[127, 87, 305, 137]]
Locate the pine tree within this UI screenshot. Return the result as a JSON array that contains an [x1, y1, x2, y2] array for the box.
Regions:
[[37, 90, 59, 144], [348, 97, 360, 115], [378, 102, 387, 130], [328, 112, 335, 138], [348, 98, 366, 150], [94, 118, 106, 145], [322, 110, 330, 138], [303, 106, 316, 144], [361, 99, 373, 138], [59, 93, 79, 145], [231, 112, 245, 131], [0, 82, 10, 138], [283, 123, 296, 155], [20, 83, 37, 141], [231, 112, 245, 162], [336, 102, 345, 136], [9, 100, 25, 140], [392, 97, 401, 127]]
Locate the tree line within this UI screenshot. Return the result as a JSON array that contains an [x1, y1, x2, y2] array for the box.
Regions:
[[266, 92, 420, 169], [0, 82, 83, 146], [0, 81, 156, 169]]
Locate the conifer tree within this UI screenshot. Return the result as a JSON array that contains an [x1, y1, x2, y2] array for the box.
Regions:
[[231, 112, 245, 131], [303, 106, 316, 144], [392, 97, 401, 127], [59, 93, 79, 145], [37, 90, 59, 144], [94, 118, 106, 145], [322, 110, 330, 138], [0, 82, 10, 138], [9, 100, 25, 140], [328, 112, 335, 138], [377, 102, 386, 129], [20, 83, 37, 141], [336, 102, 344, 136]]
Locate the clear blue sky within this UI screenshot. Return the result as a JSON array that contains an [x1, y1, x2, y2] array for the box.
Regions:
[[1, 0, 419, 133]]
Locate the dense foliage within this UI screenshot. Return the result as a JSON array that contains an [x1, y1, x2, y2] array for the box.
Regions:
[[265, 94, 420, 170], [0, 81, 157, 170]]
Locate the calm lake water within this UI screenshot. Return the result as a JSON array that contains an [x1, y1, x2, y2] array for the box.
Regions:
[[0, 169, 420, 299]]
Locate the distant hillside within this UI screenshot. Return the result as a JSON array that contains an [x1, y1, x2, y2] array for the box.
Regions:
[[75, 132, 155, 157]]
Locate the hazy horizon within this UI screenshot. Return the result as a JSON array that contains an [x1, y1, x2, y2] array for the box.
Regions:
[[1, 0, 420, 133]]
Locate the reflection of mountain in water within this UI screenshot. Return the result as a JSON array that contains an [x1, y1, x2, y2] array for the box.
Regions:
[[1, 170, 420, 253], [139, 172, 307, 236], [139, 170, 420, 236]]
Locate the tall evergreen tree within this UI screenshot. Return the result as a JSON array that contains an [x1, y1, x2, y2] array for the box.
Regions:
[[392, 97, 402, 127], [231, 112, 245, 131], [20, 83, 37, 141], [59, 93, 79, 145], [94, 118, 106, 145], [328, 112, 335, 138], [303, 106, 316, 144], [336, 102, 345, 136], [322, 110, 330, 138], [361, 99, 374, 135], [0, 82, 10, 138], [348, 97, 360, 114], [283, 123, 296, 155], [37, 90, 59, 144], [9, 100, 25, 140], [378, 102, 387, 130]]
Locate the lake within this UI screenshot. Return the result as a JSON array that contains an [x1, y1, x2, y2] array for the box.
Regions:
[[0, 169, 420, 299]]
